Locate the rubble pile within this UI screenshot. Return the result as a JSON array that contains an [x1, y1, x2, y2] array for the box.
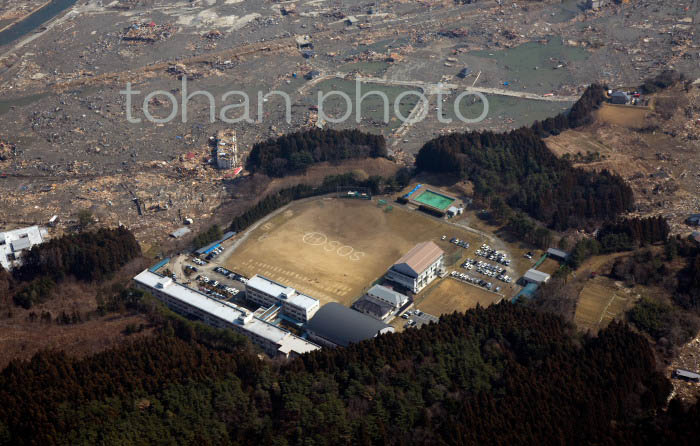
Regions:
[[122, 22, 176, 44]]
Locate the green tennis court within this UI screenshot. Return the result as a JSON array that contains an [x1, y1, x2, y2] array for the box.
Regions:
[[413, 190, 455, 210]]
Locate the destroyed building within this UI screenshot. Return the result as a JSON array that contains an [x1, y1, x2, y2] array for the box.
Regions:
[[214, 129, 238, 170]]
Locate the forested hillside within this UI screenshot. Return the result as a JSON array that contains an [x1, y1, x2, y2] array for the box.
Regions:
[[415, 127, 633, 230], [6, 227, 141, 309], [414, 83, 628, 230], [1, 303, 697, 445], [246, 128, 387, 177]]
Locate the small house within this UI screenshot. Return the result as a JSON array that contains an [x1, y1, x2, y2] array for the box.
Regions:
[[610, 91, 630, 105]]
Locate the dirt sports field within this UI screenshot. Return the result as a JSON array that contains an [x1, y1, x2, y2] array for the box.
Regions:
[[594, 103, 650, 129], [574, 278, 634, 332], [225, 197, 484, 306], [416, 278, 502, 316]]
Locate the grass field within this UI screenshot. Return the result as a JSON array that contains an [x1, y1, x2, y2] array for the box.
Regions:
[[574, 278, 632, 332], [224, 198, 484, 307], [416, 278, 502, 316], [537, 258, 562, 275]]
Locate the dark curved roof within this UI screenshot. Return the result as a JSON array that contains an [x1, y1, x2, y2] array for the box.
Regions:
[[306, 303, 392, 347]]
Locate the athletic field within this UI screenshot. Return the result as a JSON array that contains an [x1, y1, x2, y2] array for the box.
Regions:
[[224, 198, 483, 306], [413, 189, 456, 211]]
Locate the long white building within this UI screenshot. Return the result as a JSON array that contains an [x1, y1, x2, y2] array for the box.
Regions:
[[245, 275, 320, 322], [0, 226, 48, 270], [133, 270, 320, 358], [386, 241, 444, 293]]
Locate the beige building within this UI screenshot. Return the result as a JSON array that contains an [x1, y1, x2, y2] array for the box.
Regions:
[[386, 241, 444, 293]]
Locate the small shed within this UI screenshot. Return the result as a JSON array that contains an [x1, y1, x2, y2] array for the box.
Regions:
[[446, 206, 463, 217], [170, 227, 191, 239], [547, 248, 570, 262], [345, 16, 358, 26], [522, 269, 551, 285], [673, 369, 700, 382]]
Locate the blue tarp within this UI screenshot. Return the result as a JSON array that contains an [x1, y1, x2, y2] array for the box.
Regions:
[[195, 232, 237, 255], [148, 257, 170, 273], [512, 283, 538, 302], [404, 184, 422, 199]]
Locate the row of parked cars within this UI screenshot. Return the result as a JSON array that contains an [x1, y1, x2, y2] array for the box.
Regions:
[[191, 257, 208, 266], [205, 246, 224, 260], [196, 275, 239, 299], [476, 244, 510, 266], [213, 266, 248, 284], [448, 237, 470, 249], [450, 271, 502, 293], [462, 259, 512, 283]]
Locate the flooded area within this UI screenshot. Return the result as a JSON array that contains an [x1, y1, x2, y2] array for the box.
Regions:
[[443, 94, 573, 129], [468, 36, 589, 93], [0, 91, 50, 115], [0, 0, 77, 47], [338, 61, 390, 77], [303, 78, 419, 134]]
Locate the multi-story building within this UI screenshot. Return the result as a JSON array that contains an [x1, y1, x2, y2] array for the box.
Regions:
[[245, 275, 320, 322], [214, 129, 237, 169], [133, 270, 319, 358], [386, 241, 444, 293]]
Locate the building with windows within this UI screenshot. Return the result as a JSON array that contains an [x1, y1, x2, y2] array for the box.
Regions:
[[133, 270, 319, 358], [306, 303, 394, 348], [0, 226, 48, 270], [245, 275, 320, 322], [386, 241, 444, 293], [366, 284, 409, 309]]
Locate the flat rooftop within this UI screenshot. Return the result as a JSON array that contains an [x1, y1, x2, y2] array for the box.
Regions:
[[247, 274, 319, 310], [135, 269, 246, 322], [134, 270, 319, 355]]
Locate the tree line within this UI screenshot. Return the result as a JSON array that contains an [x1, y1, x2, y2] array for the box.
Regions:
[[567, 216, 671, 269], [531, 83, 607, 136], [246, 128, 387, 177], [2, 302, 698, 445], [3, 227, 141, 309], [229, 170, 411, 232]]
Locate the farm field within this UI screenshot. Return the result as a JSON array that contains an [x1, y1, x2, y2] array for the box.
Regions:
[[415, 277, 502, 316], [224, 197, 485, 307], [574, 278, 633, 332]]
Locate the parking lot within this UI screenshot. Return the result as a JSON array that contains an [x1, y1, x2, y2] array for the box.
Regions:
[[171, 253, 250, 304], [400, 308, 439, 329]]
